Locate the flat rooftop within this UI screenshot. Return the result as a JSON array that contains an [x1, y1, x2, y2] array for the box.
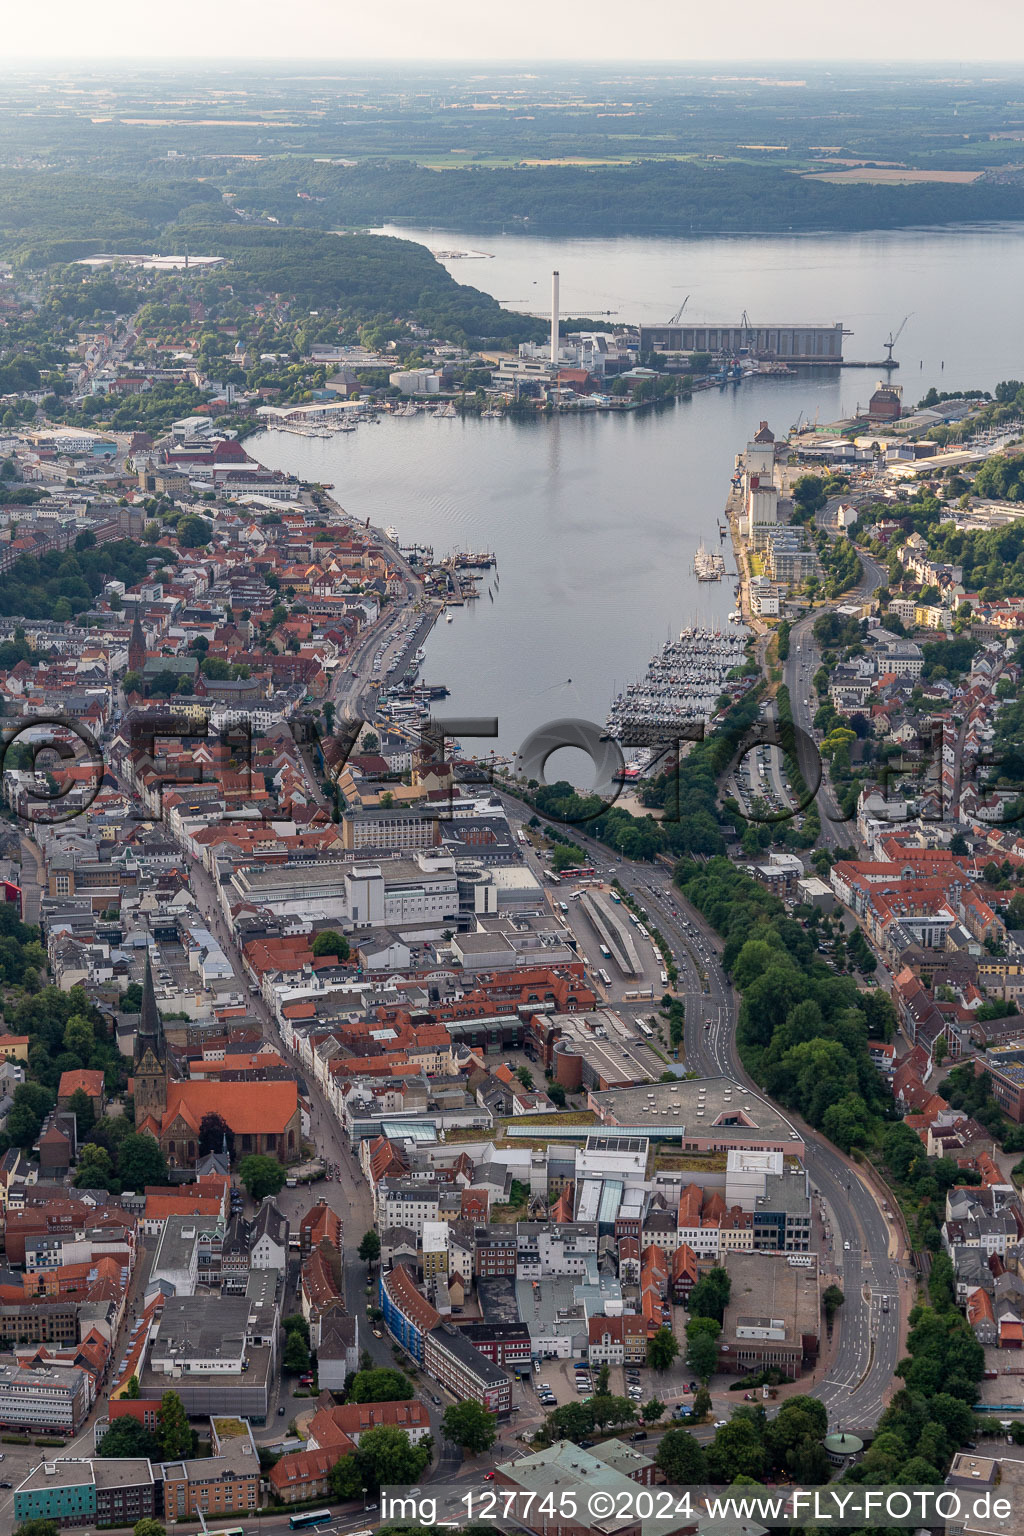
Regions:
[[722, 1252, 820, 1343], [148, 1294, 250, 1364], [591, 1076, 798, 1143]]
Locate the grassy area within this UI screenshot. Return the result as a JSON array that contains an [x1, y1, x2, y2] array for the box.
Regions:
[[506, 1110, 597, 1128], [212, 1417, 249, 1438], [654, 1150, 730, 1173]]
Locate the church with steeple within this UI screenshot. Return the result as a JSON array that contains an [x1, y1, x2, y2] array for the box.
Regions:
[[133, 954, 167, 1122], [128, 606, 146, 678], [133, 951, 301, 1168]]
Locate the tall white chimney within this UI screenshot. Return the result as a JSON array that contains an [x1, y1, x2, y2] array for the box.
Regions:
[[550, 270, 560, 366]]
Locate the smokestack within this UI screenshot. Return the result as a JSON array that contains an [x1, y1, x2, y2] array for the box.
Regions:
[[550, 270, 560, 366]]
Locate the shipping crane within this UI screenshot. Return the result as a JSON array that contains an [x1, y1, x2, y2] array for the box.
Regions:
[[667, 294, 690, 325], [883, 313, 911, 365]]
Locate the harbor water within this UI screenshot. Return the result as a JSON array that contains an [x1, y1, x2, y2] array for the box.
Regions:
[[252, 223, 1024, 778]]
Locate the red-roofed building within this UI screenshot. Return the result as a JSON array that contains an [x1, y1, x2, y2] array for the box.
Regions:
[[142, 1079, 301, 1167], [267, 1446, 346, 1505], [308, 1399, 431, 1447], [57, 1069, 106, 1117], [587, 1312, 649, 1365], [671, 1243, 699, 1302]]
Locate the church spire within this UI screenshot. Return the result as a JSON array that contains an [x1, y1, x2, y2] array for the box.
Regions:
[[128, 604, 146, 677], [133, 951, 168, 1125], [138, 952, 163, 1059]]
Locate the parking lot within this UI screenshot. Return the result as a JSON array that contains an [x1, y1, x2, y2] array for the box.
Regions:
[[527, 1351, 698, 1413]]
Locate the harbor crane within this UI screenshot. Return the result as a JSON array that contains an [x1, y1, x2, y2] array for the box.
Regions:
[[883, 313, 911, 364], [667, 294, 690, 325]]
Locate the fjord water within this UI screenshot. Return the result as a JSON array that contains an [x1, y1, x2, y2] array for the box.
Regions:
[[252, 224, 1024, 769]]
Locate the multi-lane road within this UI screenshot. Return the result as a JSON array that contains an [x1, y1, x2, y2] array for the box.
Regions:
[[505, 804, 909, 1434]]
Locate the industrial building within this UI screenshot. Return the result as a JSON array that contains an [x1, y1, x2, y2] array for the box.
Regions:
[[639, 321, 844, 364]]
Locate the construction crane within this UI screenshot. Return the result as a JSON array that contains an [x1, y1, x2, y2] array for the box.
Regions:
[[883, 313, 911, 364], [667, 294, 690, 325]]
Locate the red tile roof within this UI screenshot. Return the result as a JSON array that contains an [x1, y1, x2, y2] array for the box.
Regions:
[[58, 1069, 105, 1099]]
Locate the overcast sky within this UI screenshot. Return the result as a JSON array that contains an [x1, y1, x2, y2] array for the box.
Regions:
[[8, 0, 1024, 63]]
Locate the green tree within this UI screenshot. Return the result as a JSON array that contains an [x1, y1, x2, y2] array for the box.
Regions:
[[823, 1284, 845, 1326], [198, 1112, 233, 1159], [312, 929, 351, 960], [656, 1427, 708, 1483], [96, 1416, 160, 1460], [706, 1417, 767, 1483], [7, 1080, 55, 1147], [596, 1363, 610, 1395], [647, 1325, 680, 1372], [330, 1454, 365, 1501], [688, 1266, 731, 1324], [352, 1424, 431, 1490], [551, 842, 586, 873], [358, 1229, 382, 1264], [157, 1390, 192, 1459], [125, 1375, 141, 1399], [685, 1327, 719, 1381], [347, 1368, 414, 1403], [237, 1153, 287, 1201], [63, 1012, 94, 1061], [442, 1399, 497, 1455], [178, 514, 212, 548], [65, 1087, 96, 1137], [641, 1397, 665, 1424], [692, 1385, 713, 1423], [117, 1133, 169, 1190], [544, 1401, 595, 1442], [589, 1393, 637, 1431], [133, 1521, 166, 1536], [284, 1329, 311, 1374], [15, 1523, 60, 1536]]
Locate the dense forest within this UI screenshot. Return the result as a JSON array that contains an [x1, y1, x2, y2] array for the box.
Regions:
[[0, 538, 158, 621], [164, 219, 544, 345], [219, 156, 1024, 237]]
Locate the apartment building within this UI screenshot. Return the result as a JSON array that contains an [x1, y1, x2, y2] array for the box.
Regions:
[[0, 1362, 90, 1434], [424, 1324, 512, 1415]]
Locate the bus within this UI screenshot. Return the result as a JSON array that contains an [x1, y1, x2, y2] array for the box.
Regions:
[[610, 891, 622, 903], [559, 900, 569, 914], [598, 968, 613, 986], [559, 865, 596, 881], [598, 943, 611, 960], [637, 1021, 654, 1038], [208, 1529, 246, 1536], [517, 828, 529, 845], [660, 969, 669, 986], [289, 1512, 333, 1529]]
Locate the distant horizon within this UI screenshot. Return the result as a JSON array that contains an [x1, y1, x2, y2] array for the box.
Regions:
[[6, 0, 1024, 65], [9, 57, 1024, 70]]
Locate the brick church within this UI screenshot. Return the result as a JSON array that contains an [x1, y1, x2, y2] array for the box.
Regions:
[[134, 958, 301, 1167]]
